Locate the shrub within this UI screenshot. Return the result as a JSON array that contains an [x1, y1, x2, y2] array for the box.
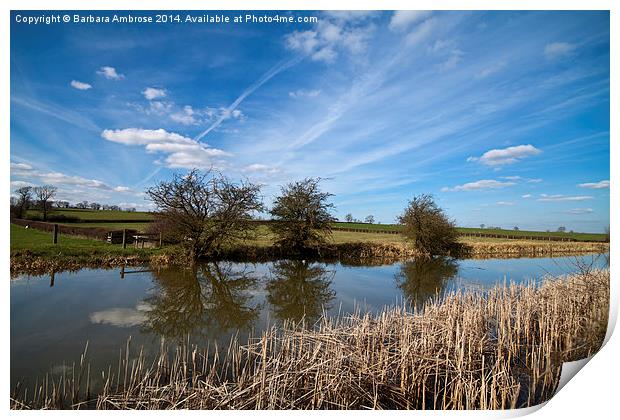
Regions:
[[398, 194, 459, 256], [269, 178, 336, 251]]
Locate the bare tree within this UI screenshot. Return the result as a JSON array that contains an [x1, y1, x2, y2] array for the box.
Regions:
[[14, 186, 32, 218], [89, 202, 101, 210], [344, 213, 354, 223], [146, 169, 263, 262], [557, 226, 566, 233], [269, 178, 336, 251], [513, 226, 519, 231], [364, 215, 375, 224], [32, 185, 57, 221], [480, 224, 485, 229], [398, 194, 459, 256]]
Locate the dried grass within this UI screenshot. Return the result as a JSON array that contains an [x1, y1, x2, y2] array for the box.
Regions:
[[11, 269, 609, 410]]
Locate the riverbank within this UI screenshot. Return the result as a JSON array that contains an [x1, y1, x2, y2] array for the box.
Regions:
[[10, 223, 609, 276], [11, 268, 609, 409]]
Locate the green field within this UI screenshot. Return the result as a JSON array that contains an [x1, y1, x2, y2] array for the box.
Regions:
[[17, 209, 607, 242], [26, 208, 153, 221], [456, 227, 607, 242], [10, 223, 158, 258]]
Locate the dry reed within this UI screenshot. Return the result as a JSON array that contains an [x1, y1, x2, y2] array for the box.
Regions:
[[11, 268, 609, 410]]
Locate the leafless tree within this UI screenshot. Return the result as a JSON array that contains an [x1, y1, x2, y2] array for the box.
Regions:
[[89, 202, 101, 210], [146, 169, 263, 262], [269, 178, 336, 251], [364, 215, 375, 224], [14, 186, 32, 218], [32, 185, 57, 221], [398, 194, 459, 257], [344, 213, 354, 223]]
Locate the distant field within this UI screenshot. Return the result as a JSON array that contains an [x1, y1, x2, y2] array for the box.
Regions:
[[457, 227, 607, 242], [26, 208, 153, 221], [17, 209, 607, 242]]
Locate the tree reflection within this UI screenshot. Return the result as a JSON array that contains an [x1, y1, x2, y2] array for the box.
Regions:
[[395, 258, 459, 306], [142, 262, 261, 341], [266, 260, 336, 325]]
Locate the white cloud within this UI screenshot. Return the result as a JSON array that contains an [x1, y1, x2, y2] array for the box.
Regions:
[[544, 42, 576, 59], [496, 201, 516, 206], [285, 16, 373, 63], [11, 162, 33, 171], [97, 66, 124, 80], [389, 11, 432, 32], [468, 144, 541, 166], [114, 186, 132, 192], [243, 163, 280, 174], [441, 179, 516, 192], [521, 194, 532, 198], [537, 194, 593, 202], [289, 89, 322, 99], [70, 80, 92, 90], [11, 180, 34, 189], [101, 128, 230, 169], [142, 87, 166, 100], [90, 303, 150, 327], [578, 180, 609, 189], [565, 208, 594, 215]]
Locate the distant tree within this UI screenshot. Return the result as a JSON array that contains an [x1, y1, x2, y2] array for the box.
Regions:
[[126, 207, 137, 212], [109, 205, 121, 211], [32, 185, 57, 221], [364, 215, 375, 224], [605, 226, 610, 243], [513, 226, 519, 231], [90, 202, 101, 210], [269, 178, 336, 251], [557, 226, 566, 233], [14, 186, 32, 218], [398, 194, 459, 256], [344, 213, 354, 223], [55, 200, 70, 208], [480, 224, 485, 229], [76, 200, 89, 209], [146, 168, 263, 262]]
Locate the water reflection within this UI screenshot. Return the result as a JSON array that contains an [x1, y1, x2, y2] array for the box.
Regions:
[[141, 262, 262, 340], [266, 260, 336, 324], [395, 257, 459, 305]]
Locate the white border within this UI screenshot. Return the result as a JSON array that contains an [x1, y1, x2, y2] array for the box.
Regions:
[[2, 1, 616, 419]]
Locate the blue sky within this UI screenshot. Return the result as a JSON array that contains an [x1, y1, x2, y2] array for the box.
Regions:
[[10, 10, 610, 232]]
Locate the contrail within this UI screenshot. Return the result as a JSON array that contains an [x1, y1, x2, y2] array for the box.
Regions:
[[194, 56, 302, 142]]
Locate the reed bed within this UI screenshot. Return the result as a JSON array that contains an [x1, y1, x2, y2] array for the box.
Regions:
[[11, 269, 609, 410]]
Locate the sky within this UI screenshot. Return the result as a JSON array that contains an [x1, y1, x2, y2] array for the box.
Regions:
[[10, 10, 610, 232]]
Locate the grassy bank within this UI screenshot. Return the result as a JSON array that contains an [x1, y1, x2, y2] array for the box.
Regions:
[[10, 223, 609, 276], [11, 268, 609, 409], [10, 224, 168, 276]]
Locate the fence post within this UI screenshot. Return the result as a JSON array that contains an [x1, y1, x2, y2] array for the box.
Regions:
[[122, 229, 127, 249], [159, 232, 163, 248], [53, 224, 58, 244]]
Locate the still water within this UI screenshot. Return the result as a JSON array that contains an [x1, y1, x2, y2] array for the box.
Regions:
[[10, 254, 607, 389]]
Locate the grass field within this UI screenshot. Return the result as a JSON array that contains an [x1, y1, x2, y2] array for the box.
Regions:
[[10, 224, 158, 258], [17, 209, 607, 242], [26, 208, 153, 221]]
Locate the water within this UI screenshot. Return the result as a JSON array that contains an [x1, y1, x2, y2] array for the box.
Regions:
[[10, 254, 607, 390]]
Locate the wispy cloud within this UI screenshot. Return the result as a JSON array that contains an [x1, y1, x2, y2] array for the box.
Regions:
[[565, 208, 594, 215], [97, 66, 124, 80], [70, 80, 92, 90], [467, 144, 541, 166], [195, 57, 300, 141], [389, 11, 432, 32], [544, 42, 576, 59], [578, 180, 609, 189], [537, 194, 593, 202], [442, 179, 516, 192], [289, 89, 321, 98]]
